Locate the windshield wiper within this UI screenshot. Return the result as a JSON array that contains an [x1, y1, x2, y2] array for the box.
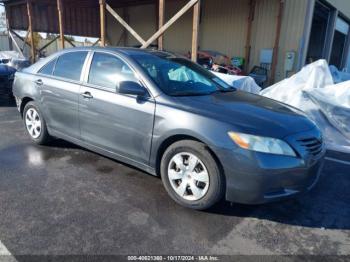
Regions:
[[171, 91, 213, 96], [221, 88, 236, 92], [212, 87, 236, 94]]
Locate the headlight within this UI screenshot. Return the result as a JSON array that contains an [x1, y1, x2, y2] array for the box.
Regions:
[[228, 132, 296, 157]]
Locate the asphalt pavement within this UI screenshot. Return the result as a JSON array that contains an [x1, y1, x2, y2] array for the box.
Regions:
[[0, 97, 349, 259]]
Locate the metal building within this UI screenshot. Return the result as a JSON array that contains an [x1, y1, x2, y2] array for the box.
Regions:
[[2, 0, 350, 83]]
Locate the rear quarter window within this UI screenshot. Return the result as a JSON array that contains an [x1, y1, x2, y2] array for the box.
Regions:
[[39, 58, 56, 75]]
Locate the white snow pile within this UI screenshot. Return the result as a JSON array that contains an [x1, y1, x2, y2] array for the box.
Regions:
[[261, 60, 350, 153]]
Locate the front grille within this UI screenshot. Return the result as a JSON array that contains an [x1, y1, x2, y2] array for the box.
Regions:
[[297, 137, 323, 157], [0, 76, 8, 87], [0, 76, 6, 83]]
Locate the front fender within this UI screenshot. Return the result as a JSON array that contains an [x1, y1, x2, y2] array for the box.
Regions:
[[149, 102, 237, 169]]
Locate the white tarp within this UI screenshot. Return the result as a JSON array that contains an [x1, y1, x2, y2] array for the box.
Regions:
[[261, 60, 350, 153], [213, 72, 262, 94], [329, 65, 350, 83]]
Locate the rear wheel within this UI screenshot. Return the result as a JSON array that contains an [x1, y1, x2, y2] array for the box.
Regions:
[[23, 101, 51, 145], [160, 140, 224, 210]]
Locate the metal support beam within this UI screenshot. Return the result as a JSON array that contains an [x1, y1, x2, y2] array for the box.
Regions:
[[99, 0, 106, 46], [142, 0, 198, 49], [21, 30, 30, 52], [117, 23, 127, 46], [270, 0, 284, 84], [158, 0, 164, 50], [27, 0, 35, 63], [244, 0, 256, 72], [106, 3, 146, 45], [92, 38, 101, 47], [191, 0, 200, 62], [10, 29, 30, 51], [64, 36, 76, 47], [4, 5, 13, 51], [38, 36, 59, 52], [11, 29, 51, 57], [121, 7, 129, 46], [8, 30, 24, 57], [57, 0, 65, 49]]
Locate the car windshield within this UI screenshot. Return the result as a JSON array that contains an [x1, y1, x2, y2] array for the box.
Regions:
[[131, 52, 233, 96]]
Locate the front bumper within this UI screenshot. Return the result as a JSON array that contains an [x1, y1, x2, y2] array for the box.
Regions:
[[0, 76, 13, 96], [214, 130, 326, 204], [14, 96, 21, 112]]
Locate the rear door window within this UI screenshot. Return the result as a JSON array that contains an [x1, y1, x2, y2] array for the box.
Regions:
[[88, 52, 138, 90], [53, 51, 88, 81]]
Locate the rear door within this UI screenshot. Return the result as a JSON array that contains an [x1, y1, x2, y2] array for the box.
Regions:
[[38, 51, 88, 139], [79, 51, 155, 165]]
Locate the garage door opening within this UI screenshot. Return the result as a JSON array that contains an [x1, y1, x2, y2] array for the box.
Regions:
[[306, 1, 332, 63], [330, 17, 349, 69]]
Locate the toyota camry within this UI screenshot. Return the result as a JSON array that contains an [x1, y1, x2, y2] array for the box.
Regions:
[[13, 47, 325, 210]]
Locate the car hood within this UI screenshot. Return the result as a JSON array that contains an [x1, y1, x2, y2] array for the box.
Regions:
[[173, 90, 316, 138]]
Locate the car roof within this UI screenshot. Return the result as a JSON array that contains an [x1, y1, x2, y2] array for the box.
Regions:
[[58, 46, 179, 58], [24, 46, 184, 76]]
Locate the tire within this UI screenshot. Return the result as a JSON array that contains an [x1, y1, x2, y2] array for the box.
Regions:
[[160, 140, 225, 210], [23, 101, 51, 145]]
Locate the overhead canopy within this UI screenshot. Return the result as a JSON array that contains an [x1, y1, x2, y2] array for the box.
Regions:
[[3, 0, 156, 37]]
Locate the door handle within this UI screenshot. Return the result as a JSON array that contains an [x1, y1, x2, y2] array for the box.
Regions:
[[81, 91, 93, 99], [34, 79, 43, 86]]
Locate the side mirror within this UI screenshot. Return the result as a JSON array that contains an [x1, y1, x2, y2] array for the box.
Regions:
[[118, 81, 147, 96]]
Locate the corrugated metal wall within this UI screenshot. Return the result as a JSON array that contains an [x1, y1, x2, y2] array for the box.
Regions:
[[127, 4, 157, 46], [163, 0, 192, 54], [248, 0, 309, 81], [163, 0, 249, 57], [249, 0, 279, 72], [1, 0, 312, 82], [250, 0, 309, 81], [107, 0, 250, 57], [277, 0, 309, 81], [105, 0, 309, 82], [0, 34, 94, 57], [106, 7, 126, 45], [107, 4, 156, 47], [0, 0, 313, 82], [6, 1, 100, 37], [200, 0, 249, 57], [0, 34, 31, 57], [0, 34, 11, 51]]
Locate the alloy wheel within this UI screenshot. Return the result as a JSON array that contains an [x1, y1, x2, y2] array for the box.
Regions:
[[25, 108, 42, 139]]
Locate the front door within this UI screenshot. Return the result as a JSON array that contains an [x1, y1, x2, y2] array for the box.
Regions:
[[79, 52, 155, 165]]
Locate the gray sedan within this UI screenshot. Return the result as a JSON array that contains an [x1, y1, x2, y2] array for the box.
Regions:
[[13, 47, 325, 210]]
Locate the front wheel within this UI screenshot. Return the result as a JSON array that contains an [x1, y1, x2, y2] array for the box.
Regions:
[[160, 140, 225, 210]]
